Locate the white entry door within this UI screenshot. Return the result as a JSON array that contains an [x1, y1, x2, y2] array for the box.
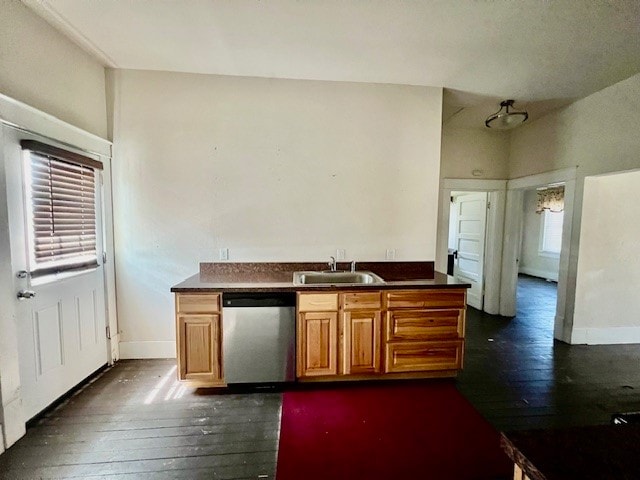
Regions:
[[4, 127, 108, 420], [452, 192, 488, 310]]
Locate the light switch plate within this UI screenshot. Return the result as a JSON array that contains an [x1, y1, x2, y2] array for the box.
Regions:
[[385, 249, 396, 260], [219, 248, 229, 260], [336, 249, 346, 260]]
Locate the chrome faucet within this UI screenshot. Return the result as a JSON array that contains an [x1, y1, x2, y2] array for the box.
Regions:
[[328, 256, 337, 272], [350, 260, 357, 272]]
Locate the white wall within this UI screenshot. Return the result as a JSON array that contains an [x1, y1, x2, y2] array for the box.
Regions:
[[440, 126, 509, 180], [519, 189, 560, 281], [110, 69, 443, 357], [0, 0, 107, 138], [573, 169, 640, 344], [509, 72, 640, 342]]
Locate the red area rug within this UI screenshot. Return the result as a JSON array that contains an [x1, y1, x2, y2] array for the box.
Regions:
[[276, 381, 511, 480]]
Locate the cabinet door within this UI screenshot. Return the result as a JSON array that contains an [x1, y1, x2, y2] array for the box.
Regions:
[[177, 313, 224, 385], [343, 310, 381, 375], [297, 312, 338, 377]]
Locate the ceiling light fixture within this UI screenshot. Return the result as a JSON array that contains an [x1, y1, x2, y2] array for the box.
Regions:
[[485, 99, 528, 130]]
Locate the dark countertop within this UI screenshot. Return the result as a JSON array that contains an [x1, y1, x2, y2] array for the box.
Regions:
[[171, 261, 470, 293], [501, 425, 640, 480]]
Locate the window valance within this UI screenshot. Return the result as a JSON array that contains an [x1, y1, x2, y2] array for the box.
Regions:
[[536, 186, 564, 213]]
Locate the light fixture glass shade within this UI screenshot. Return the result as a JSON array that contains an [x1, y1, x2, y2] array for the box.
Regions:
[[485, 100, 528, 130]]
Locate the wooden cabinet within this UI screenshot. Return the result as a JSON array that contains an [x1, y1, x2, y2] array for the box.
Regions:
[[297, 311, 338, 377], [175, 293, 224, 387], [383, 289, 466, 375], [174, 287, 466, 386], [342, 291, 382, 375], [296, 293, 339, 377], [297, 288, 466, 381], [343, 310, 381, 375], [297, 291, 382, 379]]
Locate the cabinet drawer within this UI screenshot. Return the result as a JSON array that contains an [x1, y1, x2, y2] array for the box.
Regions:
[[342, 291, 382, 311], [385, 289, 466, 309], [384, 340, 464, 373], [176, 293, 220, 313], [386, 309, 464, 341], [298, 293, 339, 312]]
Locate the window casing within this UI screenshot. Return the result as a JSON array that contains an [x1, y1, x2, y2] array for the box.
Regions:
[[539, 209, 563, 256], [21, 140, 102, 278]]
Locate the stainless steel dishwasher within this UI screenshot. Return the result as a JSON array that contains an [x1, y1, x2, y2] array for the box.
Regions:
[[221, 292, 296, 384]]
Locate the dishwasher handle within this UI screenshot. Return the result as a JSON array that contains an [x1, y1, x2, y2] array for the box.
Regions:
[[222, 292, 296, 308]]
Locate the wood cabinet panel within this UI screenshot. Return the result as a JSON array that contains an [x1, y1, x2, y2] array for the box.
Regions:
[[384, 340, 464, 373], [343, 310, 381, 375], [176, 293, 220, 313], [295, 288, 466, 381], [342, 292, 382, 311], [298, 293, 339, 312], [385, 289, 466, 310], [386, 309, 464, 342], [177, 313, 224, 385], [297, 311, 338, 377]]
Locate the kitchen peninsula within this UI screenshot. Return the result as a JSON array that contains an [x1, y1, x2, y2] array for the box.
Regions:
[[171, 262, 470, 387]]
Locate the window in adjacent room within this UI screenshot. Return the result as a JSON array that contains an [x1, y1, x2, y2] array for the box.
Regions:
[[21, 140, 103, 278], [539, 209, 564, 256], [536, 185, 564, 257]]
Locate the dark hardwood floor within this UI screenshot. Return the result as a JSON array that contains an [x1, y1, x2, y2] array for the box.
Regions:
[[2, 273, 640, 477], [0, 361, 280, 479], [457, 274, 640, 431]]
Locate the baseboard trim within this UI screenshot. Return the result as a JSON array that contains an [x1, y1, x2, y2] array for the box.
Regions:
[[519, 267, 558, 282], [571, 327, 640, 345], [119, 341, 176, 359]]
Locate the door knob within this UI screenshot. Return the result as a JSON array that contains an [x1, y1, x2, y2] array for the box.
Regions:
[[17, 290, 36, 300]]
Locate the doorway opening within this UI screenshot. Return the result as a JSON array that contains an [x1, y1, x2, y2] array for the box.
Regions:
[[516, 185, 564, 335], [437, 179, 506, 316]]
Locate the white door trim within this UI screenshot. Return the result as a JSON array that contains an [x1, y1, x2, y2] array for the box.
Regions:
[[437, 178, 507, 315], [507, 167, 577, 191], [502, 167, 577, 342], [0, 94, 110, 156]]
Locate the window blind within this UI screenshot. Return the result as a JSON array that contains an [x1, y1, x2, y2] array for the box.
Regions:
[[21, 140, 101, 276]]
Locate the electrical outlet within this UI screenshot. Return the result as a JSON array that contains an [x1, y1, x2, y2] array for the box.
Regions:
[[336, 249, 346, 260], [219, 248, 229, 261], [385, 249, 396, 260]]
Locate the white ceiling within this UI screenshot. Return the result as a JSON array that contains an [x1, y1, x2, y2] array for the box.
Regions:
[[24, 0, 640, 128]]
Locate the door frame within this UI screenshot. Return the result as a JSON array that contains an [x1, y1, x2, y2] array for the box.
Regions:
[[437, 179, 507, 315], [501, 167, 577, 342], [0, 94, 115, 450]]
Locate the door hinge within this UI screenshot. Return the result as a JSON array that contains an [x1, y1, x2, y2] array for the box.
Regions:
[[106, 326, 111, 340], [487, 201, 491, 209], [103, 251, 107, 264]]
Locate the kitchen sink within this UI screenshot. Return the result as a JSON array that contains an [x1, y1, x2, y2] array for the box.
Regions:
[[293, 271, 385, 286]]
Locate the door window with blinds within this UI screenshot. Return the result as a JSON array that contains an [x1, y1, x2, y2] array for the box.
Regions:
[[20, 140, 103, 278]]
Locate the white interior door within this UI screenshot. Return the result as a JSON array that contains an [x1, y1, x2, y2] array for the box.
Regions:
[[4, 127, 108, 420], [452, 192, 488, 310]]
